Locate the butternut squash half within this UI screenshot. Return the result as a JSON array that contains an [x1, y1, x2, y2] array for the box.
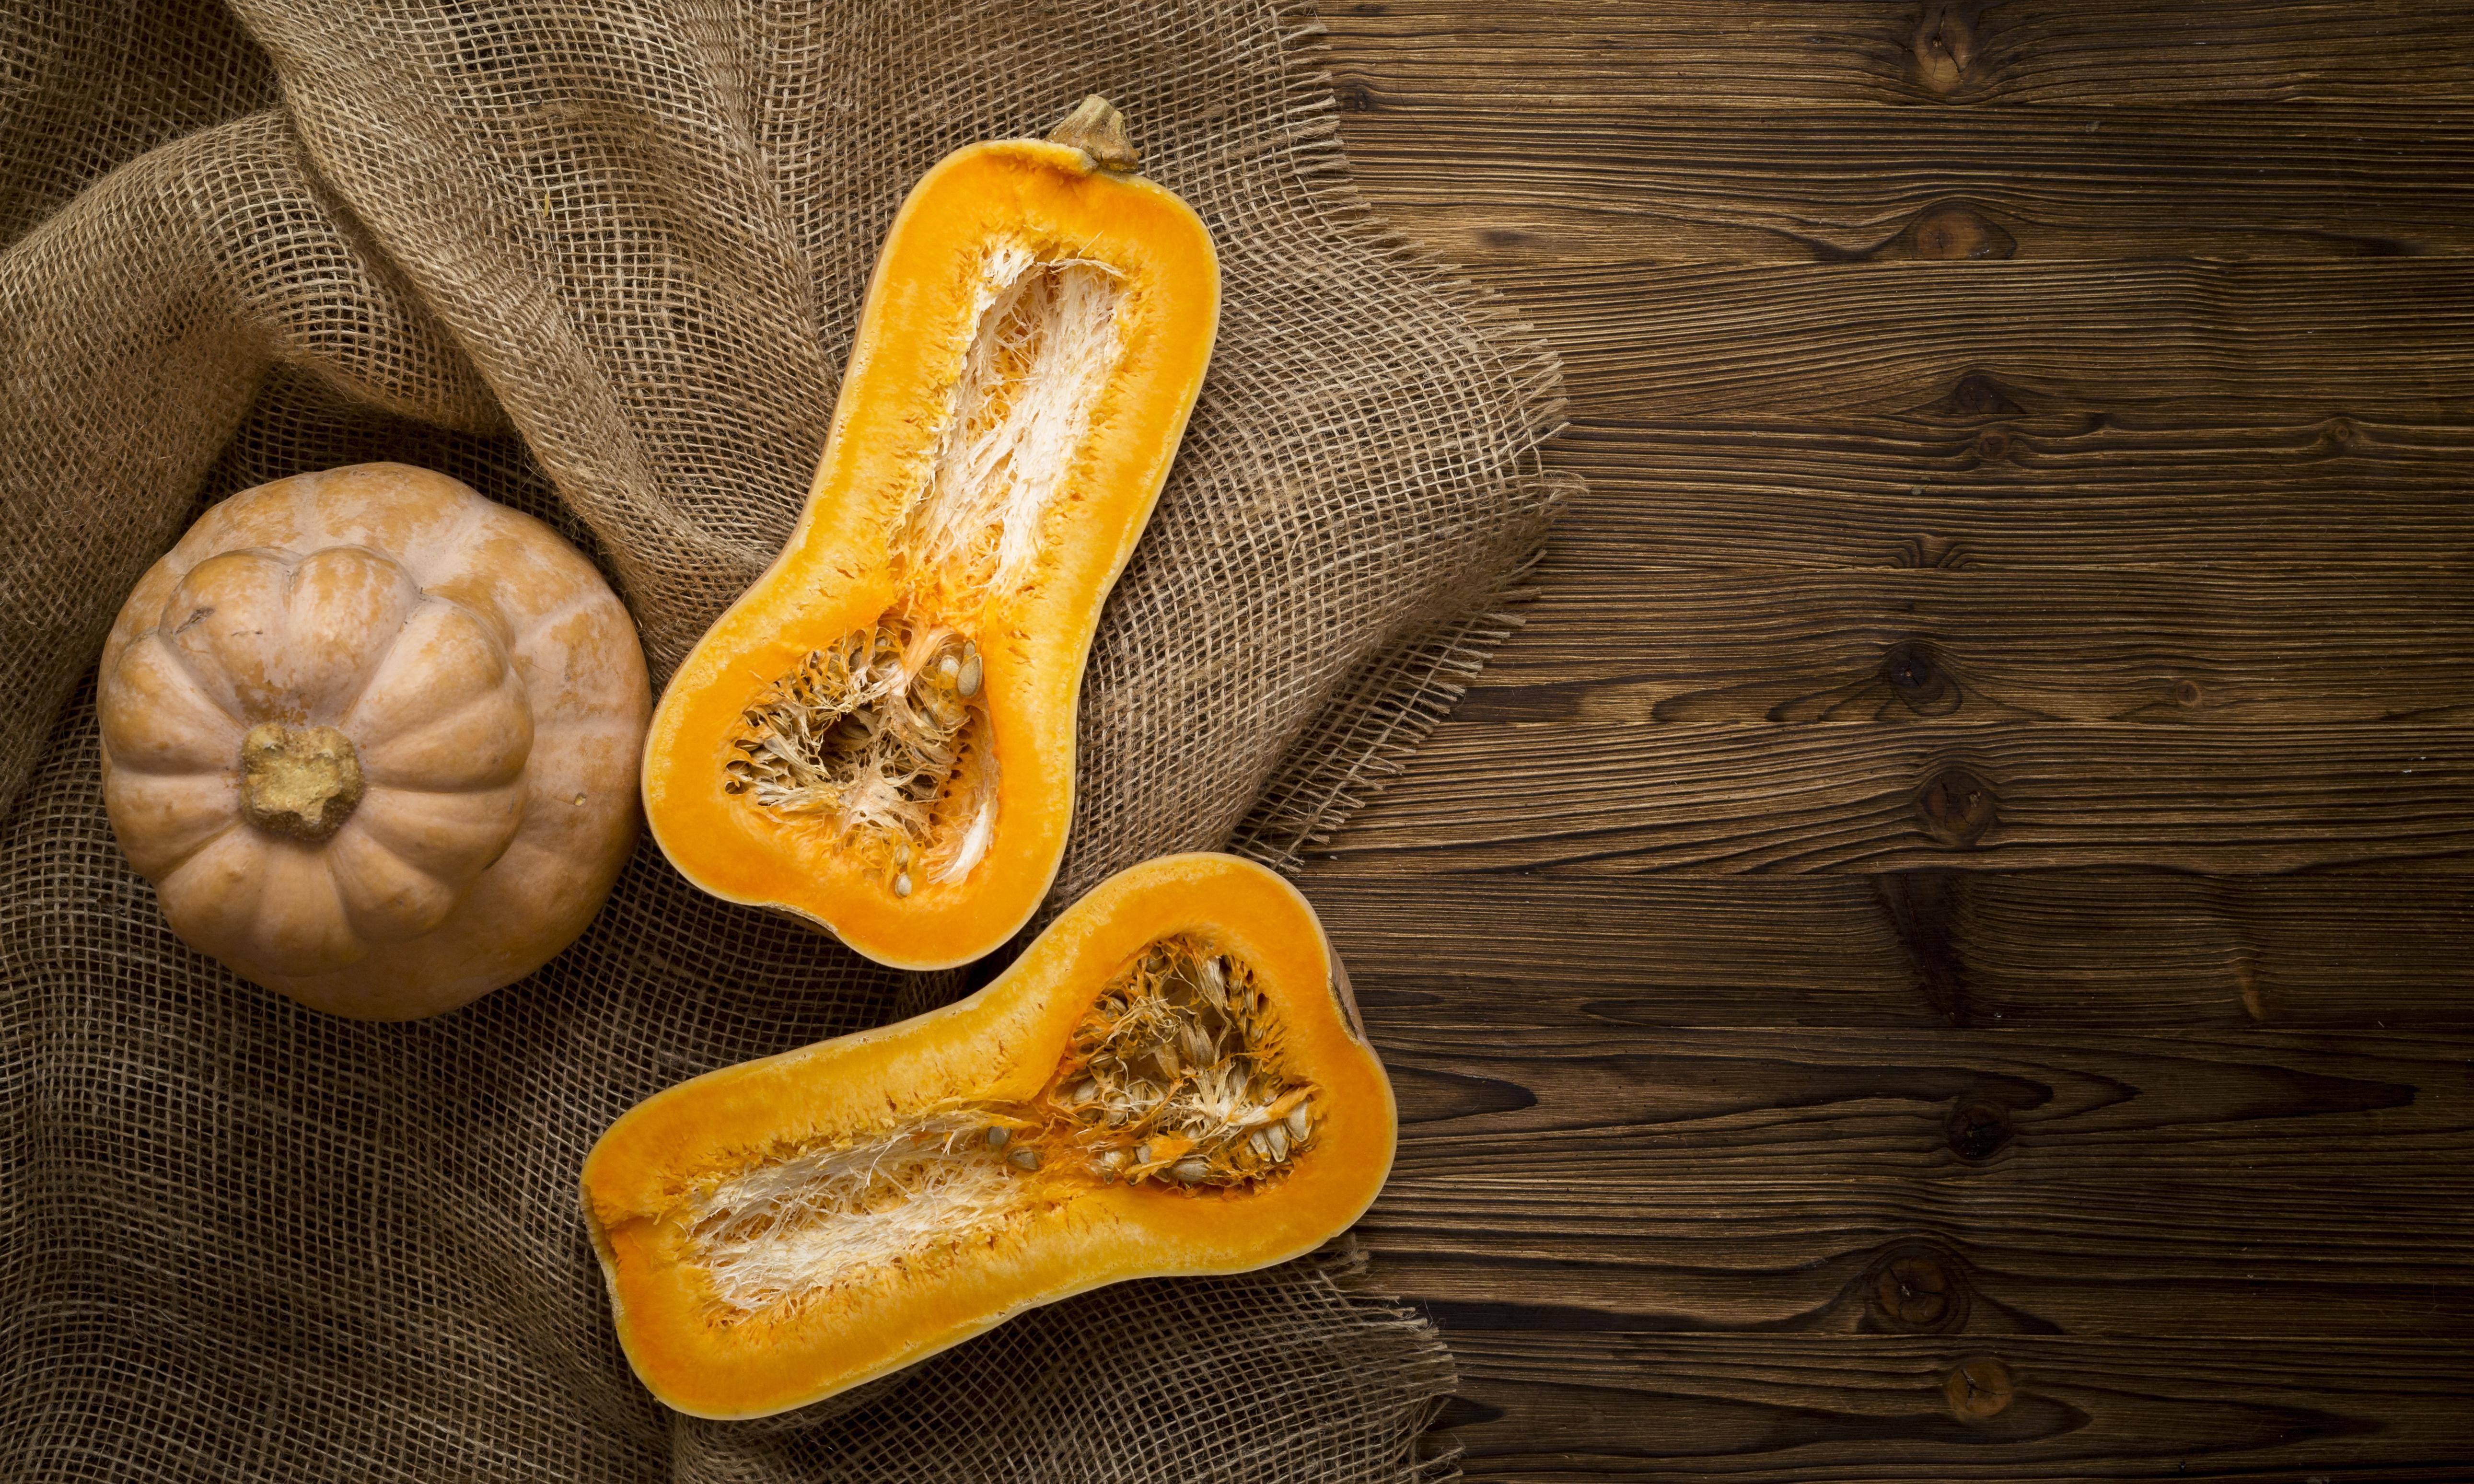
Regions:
[[640, 99, 1219, 969], [580, 853, 1394, 1419]]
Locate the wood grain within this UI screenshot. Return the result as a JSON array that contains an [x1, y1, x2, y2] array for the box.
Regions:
[[1433, 1334, 2474, 1482], [1370, 1178, 2474, 1339], [1313, 0, 2474, 1476], [1304, 873, 2474, 1028], [1320, 720, 2473, 872], [1456, 568, 2474, 726], [1323, 0, 2474, 107], [1478, 258, 2474, 418], [1340, 104, 2474, 267], [1537, 412, 2474, 572], [1371, 1022, 2474, 1186], [1356, 1021, 2474, 1336]]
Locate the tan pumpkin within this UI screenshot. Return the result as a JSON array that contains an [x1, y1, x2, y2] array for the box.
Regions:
[[582, 852, 1394, 1418], [639, 97, 1220, 970], [97, 462, 650, 1019]]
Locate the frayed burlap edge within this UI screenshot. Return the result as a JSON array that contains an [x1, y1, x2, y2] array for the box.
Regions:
[[1220, 4, 1574, 870], [1235, 523, 1568, 871], [1213, 24, 1575, 1459], [1320, 1238, 1469, 1484]]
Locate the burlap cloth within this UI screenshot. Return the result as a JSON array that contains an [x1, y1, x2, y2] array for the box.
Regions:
[[0, 0, 1568, 1477]]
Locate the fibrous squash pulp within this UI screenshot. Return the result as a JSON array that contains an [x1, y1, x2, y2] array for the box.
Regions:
[[581, 853, 1394, 1419], [639, 98, 1220, 969]]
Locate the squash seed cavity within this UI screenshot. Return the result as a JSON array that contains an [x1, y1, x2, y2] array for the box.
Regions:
[[726, 614, 998, 894], [724, 245, 1123, 896], [1044, 935, 1318, 1189], [681, 938, 1314, 1323]]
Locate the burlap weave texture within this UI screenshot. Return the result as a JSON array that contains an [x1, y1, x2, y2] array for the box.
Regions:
[[0, 0, 1566, 1478]]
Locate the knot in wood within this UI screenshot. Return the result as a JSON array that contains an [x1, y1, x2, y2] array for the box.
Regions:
[[2323, 416, 2359, 451], [1894, 533, 1965, 571], [1910, 2, 1982, 96], [1945, 1098, 2013, 1161], [1944, 1356, 2015, 1420], [1880, 640, 1959, 717], [2237, 958, 2276, 1023], [1915, 766, 1998, 848], [1906, 205, 2015, 261], [1873, 1252, 1955, 1327], [1973, 428, 2013, 462], [1932, 373, 2022, 419]]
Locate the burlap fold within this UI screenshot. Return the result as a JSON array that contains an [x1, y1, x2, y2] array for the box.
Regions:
[[0, 0, 1565, 1478]]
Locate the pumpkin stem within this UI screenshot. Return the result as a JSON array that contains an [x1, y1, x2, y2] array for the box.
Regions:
[[238, 721, 366, 842], [1045, 95, 1138, 173]]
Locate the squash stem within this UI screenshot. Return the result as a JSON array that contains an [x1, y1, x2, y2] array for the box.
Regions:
[[1045, 95, 1138, 173]]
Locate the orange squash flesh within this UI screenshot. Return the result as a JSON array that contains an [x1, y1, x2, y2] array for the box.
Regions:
[[640, 107, 1220, 970], [580, 853, 1394, 1420]]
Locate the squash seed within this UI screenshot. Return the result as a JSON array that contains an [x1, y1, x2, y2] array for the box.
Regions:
[[728, 616, 994, 897], [1046, 935, 1322, 1190]]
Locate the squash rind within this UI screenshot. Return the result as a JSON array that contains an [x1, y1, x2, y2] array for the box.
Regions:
[[639, 135, 1220, 971], [580, 853, 1394, 1419], [96, 463, 651, 1019]]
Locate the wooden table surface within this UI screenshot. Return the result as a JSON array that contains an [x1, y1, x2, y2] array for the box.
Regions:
[[1308, 4, 2474, 1479]]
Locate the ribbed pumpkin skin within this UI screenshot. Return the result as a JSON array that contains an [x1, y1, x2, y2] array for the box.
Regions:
[[639, 133, 1220, 971], [96, 463, 650, 1020], [580, 854, 1394, 1420]]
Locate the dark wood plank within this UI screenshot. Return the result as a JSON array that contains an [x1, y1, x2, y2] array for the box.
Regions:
[[1431, 1333, 2474, 1482], [1372, 1181, 2474, 1341], [1456, 568, 2474, 727], [1454, 568, 2474, 732], [1324, 0, 2474, 108], [1344, 104, 2474, 267], [1320, 720, 2474, 872], [1539, 412, 2474, 572], [1306, 873, 2474, 1028], [1484, 259, 2474, 418], [1354, 1023, 2474, 1337], [1314, 875, 1924, 1021], [1374, 1023, 2474, 1185], [1313, 2, 2474, 1475]]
